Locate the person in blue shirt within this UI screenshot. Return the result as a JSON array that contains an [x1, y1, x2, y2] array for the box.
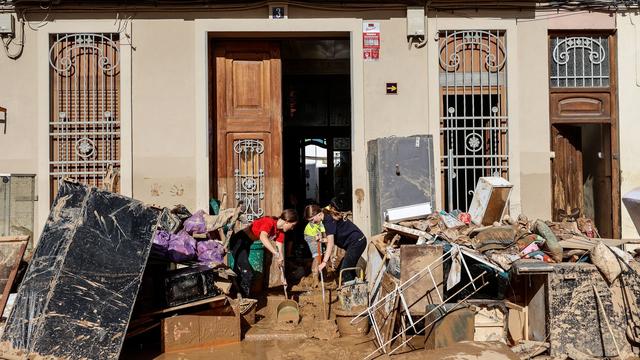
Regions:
[[303, 204, 366, 283]]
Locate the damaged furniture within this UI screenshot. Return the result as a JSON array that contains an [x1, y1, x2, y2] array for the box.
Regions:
[[0, 181, 161, 360]]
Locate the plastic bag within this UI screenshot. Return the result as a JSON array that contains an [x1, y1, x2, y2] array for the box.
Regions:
[[153, 230, 171, 248], [168, 230, 197, 262], [183, 210, 207, 234], [197, 240, 226, 264]]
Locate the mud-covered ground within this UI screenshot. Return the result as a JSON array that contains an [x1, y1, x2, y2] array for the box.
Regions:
[[151, 285, 518, 360]]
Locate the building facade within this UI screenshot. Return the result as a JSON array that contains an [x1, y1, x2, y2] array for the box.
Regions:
[[1, 0, 639, 242]]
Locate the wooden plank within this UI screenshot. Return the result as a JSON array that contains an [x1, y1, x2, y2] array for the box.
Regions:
[[0, 236, 29, 243], [373, 272, 399, 352], [400, 245, 443, 316], [0, 238, 28, 318], [383, 222, 430, 240], [141, 294, 227, 317]]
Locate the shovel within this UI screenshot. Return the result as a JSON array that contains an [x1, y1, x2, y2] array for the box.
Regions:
[[317, 240, 328, 320], [276, 261, 300, 324]]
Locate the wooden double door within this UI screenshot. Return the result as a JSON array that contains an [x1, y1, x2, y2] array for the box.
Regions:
[[549, 32, 620, 238], [211, 41, 283, 220]]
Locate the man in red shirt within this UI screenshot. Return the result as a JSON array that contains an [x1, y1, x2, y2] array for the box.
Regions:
[[229, 209, 298, 297]]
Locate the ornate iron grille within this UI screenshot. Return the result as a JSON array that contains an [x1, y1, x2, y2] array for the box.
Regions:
[[550, 35, 609, 88], [233, 139, 265, 221], [439, 30, 509, 211], [49, 33, 120, 198]]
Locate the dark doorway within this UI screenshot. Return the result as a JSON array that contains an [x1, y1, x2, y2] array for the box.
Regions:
[[551, 124, 614, 238], [281, 39, 352, 216]]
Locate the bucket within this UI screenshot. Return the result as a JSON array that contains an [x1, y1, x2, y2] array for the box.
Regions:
[[337, 267, 368, 311], [276, 299, 300, 324], [228, 241, 265, 293], [334, 305, 369, 337]]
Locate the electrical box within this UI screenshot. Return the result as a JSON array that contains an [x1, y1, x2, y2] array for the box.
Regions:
[[368, 135, 435, 234], [0, 13, 15, 36], [407, 6, 425, 37], [0, 174, 36, 248]]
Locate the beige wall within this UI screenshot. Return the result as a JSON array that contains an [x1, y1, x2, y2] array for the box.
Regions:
[[617, 12, 640, 237], [130, 19, 197, 209], [0, 7, 631, 240], [0, 23, 38, 174], [516, 14, 552, 220]]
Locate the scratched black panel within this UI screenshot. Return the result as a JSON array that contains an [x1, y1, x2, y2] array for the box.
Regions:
[[1, 181, 160, 360], [1, 181, 89, 351]]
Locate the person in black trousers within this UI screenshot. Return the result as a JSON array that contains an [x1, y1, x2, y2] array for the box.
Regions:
[[229, 209, 298, 297], [303, 204, 366, 283]]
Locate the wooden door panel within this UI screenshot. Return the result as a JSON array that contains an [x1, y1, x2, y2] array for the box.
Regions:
[[216, 43, 281, 133], [551, 125, 584, 221], [550, 92, 611, 124], [224, 132, 282, 220], [215, 41, 282, 219]]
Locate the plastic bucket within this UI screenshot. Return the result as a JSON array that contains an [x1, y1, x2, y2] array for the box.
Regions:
[[334, 305, 370, 337]]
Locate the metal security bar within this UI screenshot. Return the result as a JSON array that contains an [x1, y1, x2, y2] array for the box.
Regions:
[[550, 35, 609, 88], [439, 30, 509, 212], [49, 33, 120, 198], [233, 139, 265, 221]]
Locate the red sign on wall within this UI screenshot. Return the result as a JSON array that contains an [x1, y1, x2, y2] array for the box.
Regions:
[[363, 22, 380, 61]]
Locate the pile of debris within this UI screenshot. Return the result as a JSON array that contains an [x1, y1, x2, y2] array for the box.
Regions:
[[361, 176, 640, 360], [0, 180, 253, 359]]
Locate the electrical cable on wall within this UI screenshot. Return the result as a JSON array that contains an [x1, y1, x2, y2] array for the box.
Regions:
[[1, 15, 24, 59]]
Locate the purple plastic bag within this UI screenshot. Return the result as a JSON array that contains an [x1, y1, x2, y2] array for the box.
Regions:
[[153, 230, 171, 248], [168, 230, 197, 262], [151, 230, 171, 257], [196, 240, 226, 265], [183, 210, 207, 235]]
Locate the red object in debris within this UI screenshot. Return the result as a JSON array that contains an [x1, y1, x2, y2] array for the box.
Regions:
[[542, 254, 554, 263], [458, 212, 471, 225]]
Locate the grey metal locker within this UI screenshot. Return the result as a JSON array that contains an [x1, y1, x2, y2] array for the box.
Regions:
[[368, 135, 436, 234]]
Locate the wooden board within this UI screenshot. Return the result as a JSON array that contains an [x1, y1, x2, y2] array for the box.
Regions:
[[400, 245, 443, 316], [372, 272, 399, 352], [0, 236, 28, 318], [0, 181, 160, 360], [161, 310, 240, 352]]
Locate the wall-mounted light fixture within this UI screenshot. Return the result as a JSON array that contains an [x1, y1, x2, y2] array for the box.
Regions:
[[0, 106, 6, 134], [407, 6, 427, 48]]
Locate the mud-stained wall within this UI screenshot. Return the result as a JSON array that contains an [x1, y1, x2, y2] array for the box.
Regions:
[[617, 12, 640, 237], [130, 19, 197, 209], [0, 7, 630, 241], [516, 15, 552, 221]]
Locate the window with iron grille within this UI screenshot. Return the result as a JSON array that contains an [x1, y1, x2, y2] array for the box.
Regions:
[[549, 35, 610, 88], [439, 30, 509, 212], [49, 33, 120, 200]]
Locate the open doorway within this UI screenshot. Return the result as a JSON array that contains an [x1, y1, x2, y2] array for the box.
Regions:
[[281, 39, 352, 215], [209, 37, 352, 278], [280, 39, 352, 263], [551, 124, 614, 238]]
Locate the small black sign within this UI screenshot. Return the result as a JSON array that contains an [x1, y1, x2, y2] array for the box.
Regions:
[[386, 83, 398, 94], [271, 6, 286, 19]]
